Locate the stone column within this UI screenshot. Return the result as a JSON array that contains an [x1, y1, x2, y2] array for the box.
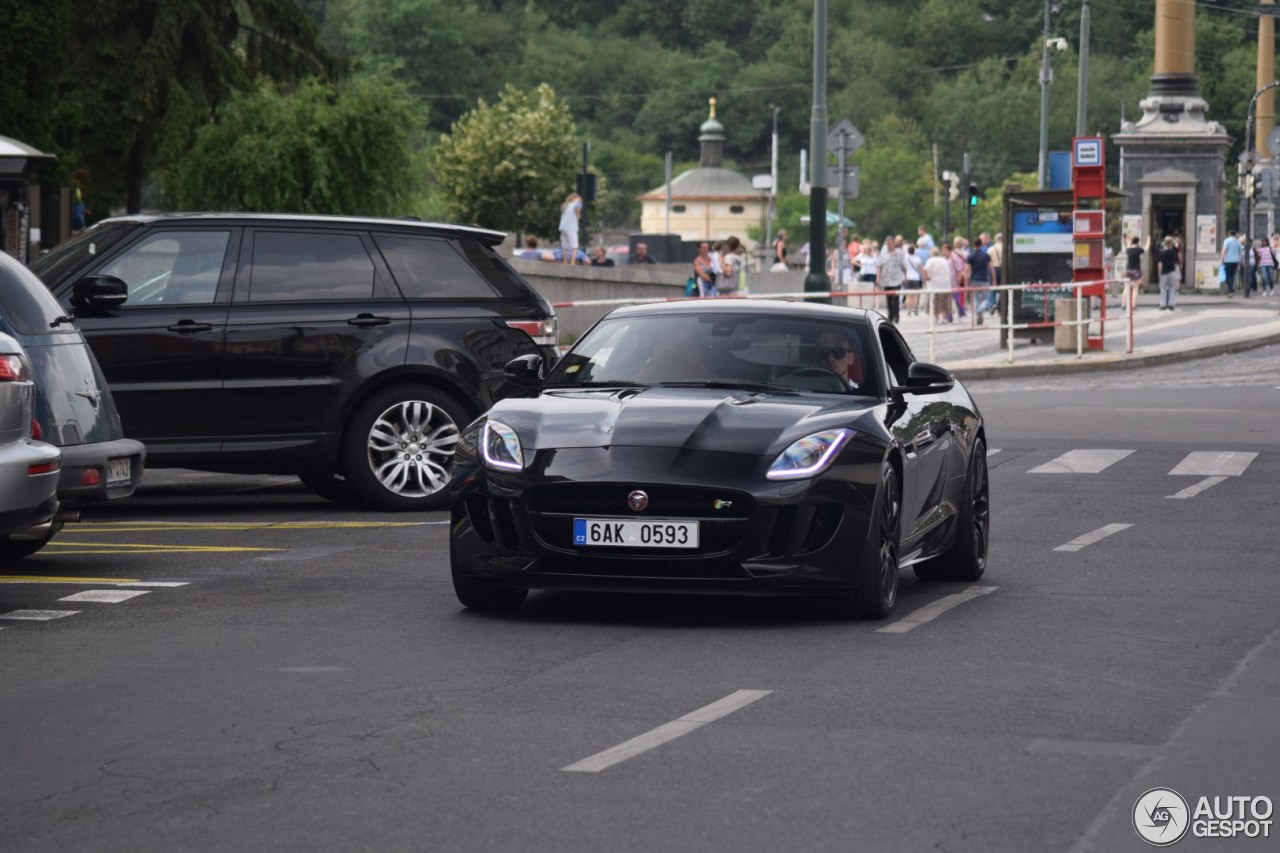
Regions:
[[1258, 0, 1275, 157], [1153, 0, 1197, 96]]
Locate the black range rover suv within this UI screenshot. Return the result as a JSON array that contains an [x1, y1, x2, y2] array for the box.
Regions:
[[30, 214, 558, 511]]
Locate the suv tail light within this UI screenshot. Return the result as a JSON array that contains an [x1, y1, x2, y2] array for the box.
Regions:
[[0, 353, 30, 382], [504, 317, 558, 348]]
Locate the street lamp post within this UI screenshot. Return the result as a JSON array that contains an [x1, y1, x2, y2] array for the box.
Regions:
[[766, 106, 780, 262], [1240, 80, 1280, 241], [1038, 0, 1052, 188], [805, 0, 830, 300]]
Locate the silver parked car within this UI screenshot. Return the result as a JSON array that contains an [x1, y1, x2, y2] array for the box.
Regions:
[[0, 331, 62, 556], [0, 253, 145, 561]]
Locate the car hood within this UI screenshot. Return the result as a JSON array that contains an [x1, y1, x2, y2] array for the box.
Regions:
[[491, 387, 881, 455]]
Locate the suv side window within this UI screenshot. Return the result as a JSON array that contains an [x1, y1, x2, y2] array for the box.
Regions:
[[249, 231, 381, 302], [98, 230, 231, 306], [372, 234, 498, 299]]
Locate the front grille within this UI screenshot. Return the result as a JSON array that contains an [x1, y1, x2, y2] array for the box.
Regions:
[[526, 484, 752, 519]]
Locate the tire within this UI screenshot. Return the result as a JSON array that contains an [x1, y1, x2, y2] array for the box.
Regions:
[[914, 438, 989, 583], [830, 462, 901, 620], [0, 522, 62, 563], [340, 384, 466, 512], [297, 470, 358, 504]]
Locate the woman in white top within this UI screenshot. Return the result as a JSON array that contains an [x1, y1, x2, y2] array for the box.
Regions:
[[558, 193, 582, 265], [922, 247, 953, 323], [904, 242, 923, 315]]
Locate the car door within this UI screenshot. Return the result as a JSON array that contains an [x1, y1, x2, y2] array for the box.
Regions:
[[878, 322, 954, 541], [63, 227, 237, 452], [220, 228, 410, 460]]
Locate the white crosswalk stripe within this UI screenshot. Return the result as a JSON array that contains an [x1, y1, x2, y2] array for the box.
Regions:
[[1028, 449, 1134, 474], [1168, 451, 1257, 477]]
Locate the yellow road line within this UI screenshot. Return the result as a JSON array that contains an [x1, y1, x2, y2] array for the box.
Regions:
[[43, 542, 283, 552], [0, 575, 142, 584], [61, 522, 430, 533]]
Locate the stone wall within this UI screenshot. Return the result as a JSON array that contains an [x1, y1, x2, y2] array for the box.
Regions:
[[511, 258, 809, 342]]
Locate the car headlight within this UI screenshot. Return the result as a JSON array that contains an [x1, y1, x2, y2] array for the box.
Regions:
[[481, 420, 524, 471], [766, 429, 854, 480]]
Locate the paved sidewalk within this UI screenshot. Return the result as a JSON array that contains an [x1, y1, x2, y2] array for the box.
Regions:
[[880, 291, 1280, 379]]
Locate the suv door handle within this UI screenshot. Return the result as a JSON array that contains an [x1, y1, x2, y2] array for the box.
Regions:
[[347, 314, 391, 328], [167, 321, 213, 334]]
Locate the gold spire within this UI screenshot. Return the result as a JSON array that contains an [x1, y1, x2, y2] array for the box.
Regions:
[[709, 97, 716, 120]]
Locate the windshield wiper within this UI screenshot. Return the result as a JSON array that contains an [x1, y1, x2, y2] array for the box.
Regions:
[[655, 380, 799, 395]]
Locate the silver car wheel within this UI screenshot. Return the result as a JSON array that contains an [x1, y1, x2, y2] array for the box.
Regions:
[[365, 399, 460, 498]]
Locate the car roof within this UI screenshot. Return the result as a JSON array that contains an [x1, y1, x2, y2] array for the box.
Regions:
[[605, 298, 879, 326], [96, 213, 508, 246]]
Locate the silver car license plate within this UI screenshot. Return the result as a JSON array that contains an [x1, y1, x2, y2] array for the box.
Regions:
[[106, 457, 131, 486], [573, 518, 699, 548]]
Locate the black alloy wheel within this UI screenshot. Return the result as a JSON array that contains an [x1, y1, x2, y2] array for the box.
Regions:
[[831, 461, 901, 620], [341, 384, 466, 512], [915, 437, 989, 582]]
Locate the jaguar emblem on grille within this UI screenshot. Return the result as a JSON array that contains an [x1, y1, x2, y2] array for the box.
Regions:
[[627, 490, 649, 511]]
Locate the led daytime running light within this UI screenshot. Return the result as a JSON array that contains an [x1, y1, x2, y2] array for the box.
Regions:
[[481, 420, 524, 471], [767, 429, 854, 480]]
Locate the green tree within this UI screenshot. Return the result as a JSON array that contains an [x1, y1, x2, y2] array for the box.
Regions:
[[67, 0, 332, 213], [170, 75, 425, 215], [846, 116, 937, 239], [431, 83, 580, 237]]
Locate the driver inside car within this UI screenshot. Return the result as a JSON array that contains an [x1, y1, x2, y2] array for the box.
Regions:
[[815, 330, 862, 389]]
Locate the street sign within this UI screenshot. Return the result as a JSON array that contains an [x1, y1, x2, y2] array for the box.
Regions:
[[825, 165, 860, 198], [1268, 125, 1280, 158], [826, 118, 864, 154]]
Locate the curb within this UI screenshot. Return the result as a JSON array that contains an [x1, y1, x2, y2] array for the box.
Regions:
[[949, 328, 1280, 381]]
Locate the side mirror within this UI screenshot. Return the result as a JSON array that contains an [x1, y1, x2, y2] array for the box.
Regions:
[[503, 353, 544, 386], [893, 362, 954, 396], [71, 275, 128, 310]]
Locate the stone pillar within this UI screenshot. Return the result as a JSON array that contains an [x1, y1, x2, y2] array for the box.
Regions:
[[1153, 0, 1197, 94], [1259, 0, 1276, 157]]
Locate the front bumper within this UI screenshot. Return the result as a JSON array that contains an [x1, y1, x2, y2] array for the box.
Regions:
[[450, 446, 881, 595], [56, 437, 146, 506]]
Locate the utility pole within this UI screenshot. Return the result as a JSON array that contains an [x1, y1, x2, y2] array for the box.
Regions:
[[1077, 0, 1090, 136], [805, 0, 830, 299], [664, 151, 673, 235], [766, 106, 780, 260], [963, 151, 972, 246], [1038, 0, 1052, 188]]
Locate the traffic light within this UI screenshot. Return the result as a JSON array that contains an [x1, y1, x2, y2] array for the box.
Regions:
[[968, 184, 980, 207]]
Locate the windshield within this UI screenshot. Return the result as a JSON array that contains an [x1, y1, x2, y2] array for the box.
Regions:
[[29, 221, 139, 287], [546, 312, 879, 396]]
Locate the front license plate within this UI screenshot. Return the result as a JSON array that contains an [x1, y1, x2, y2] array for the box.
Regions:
[[573, 518, 699, 548], [106, 457, 131, 486]]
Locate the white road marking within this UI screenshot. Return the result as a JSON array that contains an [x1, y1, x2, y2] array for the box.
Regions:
[[125, 582, 190, 587], [876, 585, 998, 634], [561, 689, 772, 773], [1028, 449, 1134, 474], [1054, 523, 1133, 552], [987, 448, 1002, 455], [58, 590, 150, 604], [1167, 476, 1228, 500], [1168, 451, 1257, 477], [279, 666, 346, 673], [0, 610, 79, 621]]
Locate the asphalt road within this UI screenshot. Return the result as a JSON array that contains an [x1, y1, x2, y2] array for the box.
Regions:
[[3, 345, 1279, 853]]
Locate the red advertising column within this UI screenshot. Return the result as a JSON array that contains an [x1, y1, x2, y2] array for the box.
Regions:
[[1072, 136, 1106, 350]]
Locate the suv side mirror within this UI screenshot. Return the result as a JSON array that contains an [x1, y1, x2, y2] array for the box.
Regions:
[[892, 362, 954, 396], [503, 353, 544, 386], [71, 275, 129, 310]]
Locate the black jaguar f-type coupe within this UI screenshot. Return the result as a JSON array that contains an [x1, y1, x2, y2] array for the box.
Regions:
[[449, 300, 989, 619]]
